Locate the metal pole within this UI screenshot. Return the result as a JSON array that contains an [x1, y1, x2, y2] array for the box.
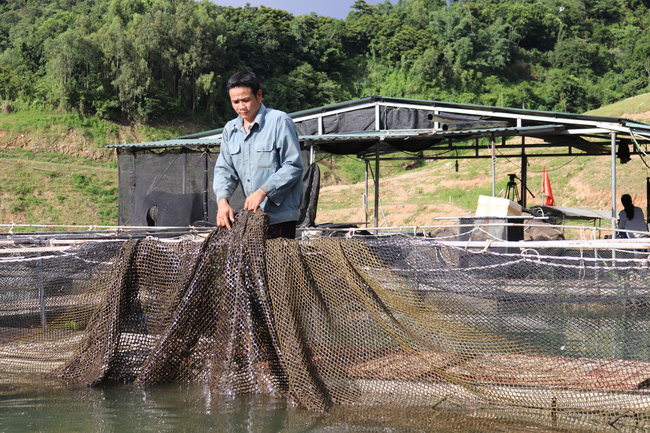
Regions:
[[130, 150, 137, 226], [611, 133, 617, 239], [182, 149, 187, 195], [517, 118, 526, 206], [373, 103, 382, 231], [202, 149, 209, 222], [375, 103, 381, 130], [364, 159, 369, 225], [374, 142, 380, 230], [491, 135, 496, 197], [646, 177, 649, 224], [521, 140, 527, 207]]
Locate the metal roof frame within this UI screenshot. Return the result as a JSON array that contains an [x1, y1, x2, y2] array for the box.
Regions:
[[107, 96, 650, 151], [106, 96, 650, 231]]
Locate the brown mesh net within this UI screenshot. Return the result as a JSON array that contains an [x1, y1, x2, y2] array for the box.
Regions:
[[2, 210, 650, 425]]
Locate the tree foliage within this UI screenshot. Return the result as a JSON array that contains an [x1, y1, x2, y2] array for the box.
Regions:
[[1, 0, 650, 124]]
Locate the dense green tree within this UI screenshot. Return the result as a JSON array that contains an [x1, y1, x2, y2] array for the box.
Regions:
[[0, 0, 649, 121], [45, 28, 104, 112]]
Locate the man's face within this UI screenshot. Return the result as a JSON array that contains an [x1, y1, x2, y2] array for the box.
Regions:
[[229, 86, 262, 124]]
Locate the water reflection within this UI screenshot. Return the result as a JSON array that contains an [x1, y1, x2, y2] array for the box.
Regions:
[[0, 383, 646, 432]]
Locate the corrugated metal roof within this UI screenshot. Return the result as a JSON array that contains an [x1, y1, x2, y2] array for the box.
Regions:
[[290, 96, 643, 126], [106, 125, 567, 150], [106, 96, 650, 150], [300, 125, 566, 143]]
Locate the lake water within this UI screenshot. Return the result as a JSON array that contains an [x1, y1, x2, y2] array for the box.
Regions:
[[0, 382, 633, 433]]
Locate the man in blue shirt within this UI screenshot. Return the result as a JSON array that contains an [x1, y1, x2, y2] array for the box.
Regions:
[[213, 71, 303, 238]]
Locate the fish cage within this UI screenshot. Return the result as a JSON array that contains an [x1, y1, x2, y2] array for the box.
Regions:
[[1, 213, 650, 430]]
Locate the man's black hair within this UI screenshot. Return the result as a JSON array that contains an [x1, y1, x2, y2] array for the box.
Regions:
[[226, 71, 261, 95]]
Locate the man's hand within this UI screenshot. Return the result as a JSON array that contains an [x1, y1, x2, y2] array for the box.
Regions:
[[244, 189, 266, 212], [216, 198, 235, 230]]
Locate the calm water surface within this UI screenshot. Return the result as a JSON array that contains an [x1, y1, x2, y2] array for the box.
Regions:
[[0, 383, 630, 433]]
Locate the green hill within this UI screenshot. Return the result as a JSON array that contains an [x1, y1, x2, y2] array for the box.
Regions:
[[586, 93, 650, 122]]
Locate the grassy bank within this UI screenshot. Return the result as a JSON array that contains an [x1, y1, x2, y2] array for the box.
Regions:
[[0, 108, 206, 226]]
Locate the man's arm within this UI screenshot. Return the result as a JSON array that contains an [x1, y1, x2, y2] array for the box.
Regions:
[[213, 128, 240, 228]]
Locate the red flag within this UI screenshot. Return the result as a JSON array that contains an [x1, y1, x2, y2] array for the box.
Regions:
[[542, 166, 554, 206]]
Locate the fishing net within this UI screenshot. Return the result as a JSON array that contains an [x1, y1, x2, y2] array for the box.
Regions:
[[1, 210, 650, 426]]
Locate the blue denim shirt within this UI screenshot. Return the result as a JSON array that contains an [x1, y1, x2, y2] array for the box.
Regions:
[[213, 104, 303, 225]]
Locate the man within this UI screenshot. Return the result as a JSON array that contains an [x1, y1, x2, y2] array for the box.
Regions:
[[213, 71, 303, 239]]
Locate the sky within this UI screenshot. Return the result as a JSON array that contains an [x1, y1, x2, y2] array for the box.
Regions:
[[209, 0, 395, 20]]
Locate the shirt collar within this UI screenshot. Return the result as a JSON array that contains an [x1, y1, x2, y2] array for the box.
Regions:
[[232, 103, 267, 134]]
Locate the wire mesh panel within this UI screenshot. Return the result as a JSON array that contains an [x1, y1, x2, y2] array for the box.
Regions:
[[1, 212, 650, 428]]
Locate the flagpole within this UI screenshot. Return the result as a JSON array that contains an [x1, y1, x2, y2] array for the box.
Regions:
[[491, 135, 496, 197], [541, 166, 545, 204], [541, 165, 554, 206]]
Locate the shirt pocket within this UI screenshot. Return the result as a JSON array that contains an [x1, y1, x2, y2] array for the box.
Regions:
[[254, 142, 277, 169], [227, 140, 241, 155]]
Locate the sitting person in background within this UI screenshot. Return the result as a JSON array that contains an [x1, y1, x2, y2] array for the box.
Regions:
[[618, 194, 648, 238]]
